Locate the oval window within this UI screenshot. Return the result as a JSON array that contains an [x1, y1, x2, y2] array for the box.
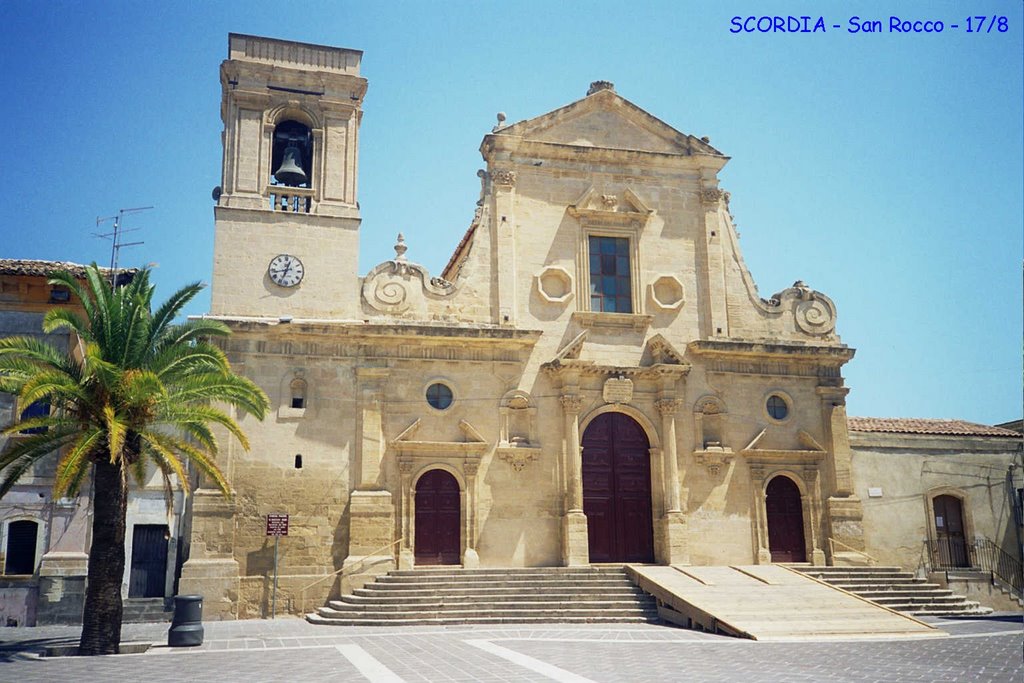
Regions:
[[766, 395, 789, 420], [426, 383, 454, 410]]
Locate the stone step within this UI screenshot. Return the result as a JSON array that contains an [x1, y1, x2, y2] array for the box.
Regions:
[[317, 605, 659, 620], [328, 598, 652, 613], [310, 566, 658, 626], [372, 578, 636, 590], [793, 566, 992, 617], [389, 566, 628, 577], [308, 613, 658, 627], [122, 598, 172, 623], [341, 591, 646, 605]]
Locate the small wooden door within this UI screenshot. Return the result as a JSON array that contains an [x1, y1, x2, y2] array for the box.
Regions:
[[933, 495, 969, 567], [766, 476, 806, 563], [415, 469, 461, 565], [129, 524, 168, 598], [582, 413, 655, 563]]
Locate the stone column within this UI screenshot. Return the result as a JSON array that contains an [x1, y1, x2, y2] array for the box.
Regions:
[[817, 385, 866, 565], [560, 393, 589, 566], [656, 398, 688, 564]]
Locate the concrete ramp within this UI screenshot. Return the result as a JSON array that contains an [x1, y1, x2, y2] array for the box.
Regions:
[[628, 564, 945, 640]]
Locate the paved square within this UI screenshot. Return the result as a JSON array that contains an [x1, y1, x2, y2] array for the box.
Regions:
[[0, 615, 1020, 682]]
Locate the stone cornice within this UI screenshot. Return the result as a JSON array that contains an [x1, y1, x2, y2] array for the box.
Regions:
[[201, 315, 541, 344], [480, 136, 727, 171], [688, 339, 854, 377]]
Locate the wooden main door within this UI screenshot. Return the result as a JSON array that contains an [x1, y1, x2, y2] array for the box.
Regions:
[[415, 469, 461, 565], [129, 524, 168, 598], [582, 412, 654, 563], [766, 476, 806, 563], [933, 495, 969, 567]]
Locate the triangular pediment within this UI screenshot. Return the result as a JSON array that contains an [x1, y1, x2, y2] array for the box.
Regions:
[[497, 88, 721, 156]]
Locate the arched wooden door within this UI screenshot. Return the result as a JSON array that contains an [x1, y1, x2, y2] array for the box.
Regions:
[[414, 469, 461, 565], [933, 495, 969, 567], [582, 412, 654, 563], [766, 476, 806, 563]]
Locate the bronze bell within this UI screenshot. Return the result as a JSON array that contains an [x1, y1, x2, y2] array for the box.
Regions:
[[274, 143, 307, 186]]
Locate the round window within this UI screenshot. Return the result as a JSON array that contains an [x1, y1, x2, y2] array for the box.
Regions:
[[426, 382, 454, 410], [766, 394, 789, 420]]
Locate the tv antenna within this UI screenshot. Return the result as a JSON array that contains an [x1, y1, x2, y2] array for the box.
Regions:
[[93, 206, 152, 284]]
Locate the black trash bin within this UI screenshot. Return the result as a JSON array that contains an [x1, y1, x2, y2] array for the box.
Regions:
[[168, 595, 204, 647]]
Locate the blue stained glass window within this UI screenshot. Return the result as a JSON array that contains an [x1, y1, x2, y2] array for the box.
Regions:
[[588, 236, 632, 313]]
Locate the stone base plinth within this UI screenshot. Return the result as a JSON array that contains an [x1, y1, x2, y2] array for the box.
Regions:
[[342, 490, 397, 594], [562, 510, 589, 566], [36, 552, 89, 625], [178, 558, 241, 620], [659, 512, 689, 565]]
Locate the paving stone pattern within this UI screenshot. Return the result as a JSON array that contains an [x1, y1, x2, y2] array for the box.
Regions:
[[0, 615, 1020, 682]]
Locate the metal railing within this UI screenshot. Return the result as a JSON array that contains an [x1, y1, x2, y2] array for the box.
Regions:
[[927, 537, 1023, 597], [295, 538, 402, 615], [828, 537, 878, 566]]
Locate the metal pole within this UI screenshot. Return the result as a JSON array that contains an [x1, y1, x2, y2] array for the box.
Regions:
[[272, 535, 279, 619]]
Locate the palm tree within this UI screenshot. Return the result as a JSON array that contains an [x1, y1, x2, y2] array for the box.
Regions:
[[0, 265, 268, 655]]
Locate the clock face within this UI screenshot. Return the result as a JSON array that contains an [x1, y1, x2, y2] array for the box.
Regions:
[[268, 254, 304, 287]]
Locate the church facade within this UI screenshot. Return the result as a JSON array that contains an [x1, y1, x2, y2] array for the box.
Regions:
[[177, 34, 1021, 620]]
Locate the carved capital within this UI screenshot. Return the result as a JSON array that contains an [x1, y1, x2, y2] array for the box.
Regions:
[[700, 188, 724, 204], [655, 398, 683, 417], [491, 169, 517, 187], [560, 394, 584, 415]]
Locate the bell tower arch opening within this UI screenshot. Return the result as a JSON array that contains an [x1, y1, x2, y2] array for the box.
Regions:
[[271, 120, 313, 189]]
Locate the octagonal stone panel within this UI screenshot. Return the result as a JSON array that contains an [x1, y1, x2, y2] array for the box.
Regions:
[[649, 274, 685, 310], [535, 266, 574, 304]]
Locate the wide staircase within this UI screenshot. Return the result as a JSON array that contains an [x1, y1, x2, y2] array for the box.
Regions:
[[795, 566, 991, 616], [307, 566, 659, 626]]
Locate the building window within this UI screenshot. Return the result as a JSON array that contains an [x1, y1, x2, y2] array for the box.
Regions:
[[426, 383, 453, 411], [290, 379, 307, 410], [4, 520, 38, 575], [18, 400, 49, 434], [588, 236, 632, 313], [766, 395, 789, 421]]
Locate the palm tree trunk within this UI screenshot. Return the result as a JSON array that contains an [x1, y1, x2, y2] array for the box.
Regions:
[[78, 459, 128, 655]]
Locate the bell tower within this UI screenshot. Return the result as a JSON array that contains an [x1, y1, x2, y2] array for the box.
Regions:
[[210, 34, 367, 318]]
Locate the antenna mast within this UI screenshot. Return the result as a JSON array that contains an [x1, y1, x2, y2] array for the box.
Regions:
[[93, 206, 152, 284]]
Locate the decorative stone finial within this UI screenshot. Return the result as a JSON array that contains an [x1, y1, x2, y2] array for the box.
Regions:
[[394, 233, 408, 261], [492, 112, 507, 132], [587, 81, 615, 96]]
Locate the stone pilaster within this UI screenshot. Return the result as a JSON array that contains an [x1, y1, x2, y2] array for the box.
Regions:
[[462, 461, 480, 568], [560, 393, 589, 566], [817, 385, 865, 564], [655, 398, 689, 564], [491, 168, 517, 325], [343, 366, 396, 592]]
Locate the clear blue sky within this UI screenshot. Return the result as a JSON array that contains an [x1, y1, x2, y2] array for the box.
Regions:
[[1, 1, 1021, 424]]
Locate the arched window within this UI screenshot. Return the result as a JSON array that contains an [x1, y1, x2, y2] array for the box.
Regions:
[[290, 378, 308, 410], [4, 520, 39, 575]]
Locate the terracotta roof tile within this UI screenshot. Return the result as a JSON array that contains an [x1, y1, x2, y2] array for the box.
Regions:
[[847, 417, 1021, 438], [0, 259, 135, 280]]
